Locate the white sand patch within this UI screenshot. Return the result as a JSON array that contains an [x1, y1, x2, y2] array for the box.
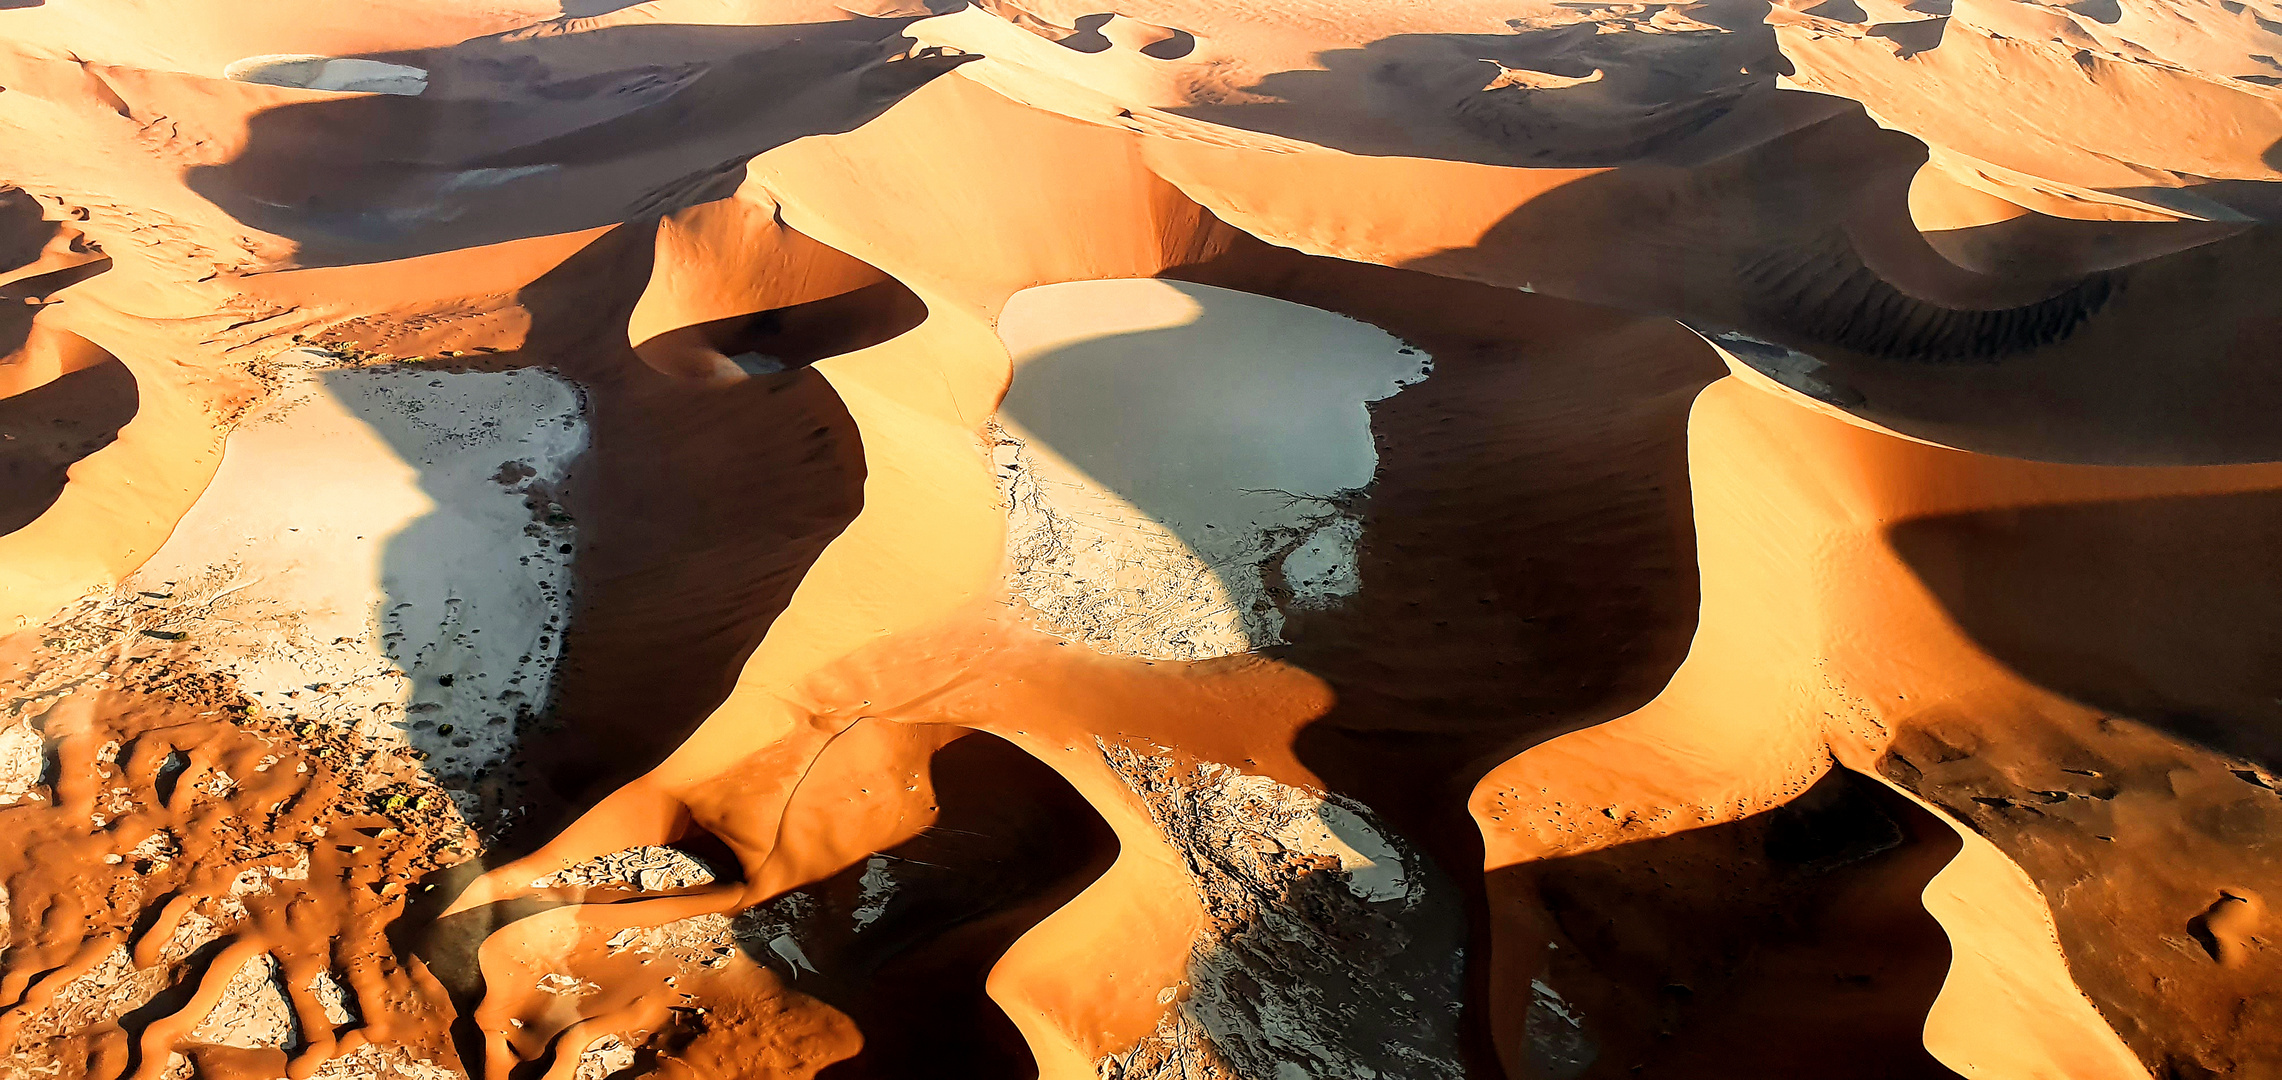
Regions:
[[575, 1034, 636, 1080], [851, 855, 896, 932], [0, 720, 43, 805], [767, 934, 818, 976], [309, 970, 360, 1027], [1099, 744, 1462, 1080], [536, 973, 600, 998], [438, 166, 561, 194], [993, 279, 1428, 661], [533, 845, 718, 892], [1279, 515, 1364, 610], [731, 892, 825, 977], [224, 55, 430, 96], [1294, 798, 1407, 903], [186, 953, 299, 1050], [1526, 977, 1596, 1079], [125, 349, 585, 782]]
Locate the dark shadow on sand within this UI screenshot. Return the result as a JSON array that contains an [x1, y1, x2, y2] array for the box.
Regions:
[[633, 278, 927, 378], [774, 731, 1118, 1080], [184, 19, 973, 268], [1891, 489, 2282, 770], [0, 353, 137, 536], [314, 220, 875, 1073], [1506, 769, 1960, 1079], [1157, 235, 1724, 1075]]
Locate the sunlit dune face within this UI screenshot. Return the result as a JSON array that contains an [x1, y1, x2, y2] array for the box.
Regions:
[[5, 2, 2282, 1078]]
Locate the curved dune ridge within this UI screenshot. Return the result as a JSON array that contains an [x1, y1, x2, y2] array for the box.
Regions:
[[1, 2, 2279, 1079]]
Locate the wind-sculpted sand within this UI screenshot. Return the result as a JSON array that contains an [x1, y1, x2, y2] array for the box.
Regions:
[[3, 1, 2278, 1078]]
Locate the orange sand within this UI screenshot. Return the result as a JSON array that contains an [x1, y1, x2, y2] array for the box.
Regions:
[[5, 3, 2279, 1079]]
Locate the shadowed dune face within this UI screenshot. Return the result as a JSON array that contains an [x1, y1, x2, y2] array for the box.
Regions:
[[633, 281, 928, 379], [1892, 492, 2282, 769], [0, 187, 59, 273], [1500, 769, 1960, 1080], [6, 2, 2282, 1079], [739, 730, 1119, 1080], [0, 190, 108, 302], [1160, 231, 1720, 854], [510, 227, 876, 838], [1173, 16, 1818, 169], [627, 192, 928, 381], [1888, 490, 2282, 1075], [0, 350, 135, 535], [1, 192, 134, 537], [1465, 375, 2282, 1080], [157, 19, 979, 267]]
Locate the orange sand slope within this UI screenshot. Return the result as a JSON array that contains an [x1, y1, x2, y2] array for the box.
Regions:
[[2, 1, 2278, 1078]]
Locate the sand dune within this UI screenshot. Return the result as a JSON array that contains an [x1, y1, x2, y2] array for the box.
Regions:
[[2, 2, 2278, 1078]]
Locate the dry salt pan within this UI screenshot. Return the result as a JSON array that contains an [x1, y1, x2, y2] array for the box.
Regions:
[[224, 55, 429, 96], [993, 279, 1430, 661], [126, 350, 586, 782]]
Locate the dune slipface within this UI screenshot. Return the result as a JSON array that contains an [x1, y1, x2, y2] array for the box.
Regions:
[[1, 2, 2277, 1079]]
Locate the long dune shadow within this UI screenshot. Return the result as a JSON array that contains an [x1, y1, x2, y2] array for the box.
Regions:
[[1889, 489, 2282, 772], [0, 300, 26, 362], [556, 0, 646, 15], [1158, 238, 1720, 1072], [633, 278, 927, 379], [1507, 768, 1960, 1079], [1882, 487, 2282, 1073], [1166, 6, 1816, 169], [180, 18, 974, 267], [398, 729, 1115, 1080], [1, 187, 59, 273], [752, 730, 1119, 1080], [342, 218, 916, 1071], [495, 225, 879, 844], [0, 339, 137, 537], [3, 187, 130, 536]]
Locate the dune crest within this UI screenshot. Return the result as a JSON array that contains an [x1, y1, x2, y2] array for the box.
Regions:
[[4, 1, 2279, 1078]]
